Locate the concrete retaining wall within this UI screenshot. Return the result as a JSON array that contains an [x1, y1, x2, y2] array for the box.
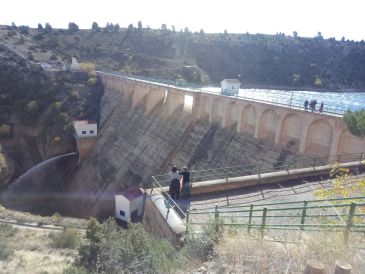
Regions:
[[142, 189, 186, 246]]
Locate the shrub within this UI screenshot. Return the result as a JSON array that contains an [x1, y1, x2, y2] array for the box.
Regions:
[[51, 212, 63, 224], [49, 228, 80, 249], [76, 218, 183, 273], [87, 77, 97, 86], [54, 101, 62, 110], [343, 109, 365, 137], [52, 136, 62, 144], [0, 124, 11, 138]]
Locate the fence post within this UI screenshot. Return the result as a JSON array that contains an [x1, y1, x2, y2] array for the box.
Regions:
[[337, 154, 341, 163], [186, 210, 190, 234], [344, 202, 356, 244], [334, 260, 352, 274], [248, 204, 253, 233], [312, 158, 317, 167], [303, 260, 325, 274], [300, 201, 308, 231], [214, 204, 220, 233], [261, 207, 267, 238]]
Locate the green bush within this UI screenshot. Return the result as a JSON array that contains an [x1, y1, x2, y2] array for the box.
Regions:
[[49, 228, 80, 249], [76, 218, 183, 273], [343, 109, 365, 137], [0, 124, 11, 138], [87, 77, 97, 86]]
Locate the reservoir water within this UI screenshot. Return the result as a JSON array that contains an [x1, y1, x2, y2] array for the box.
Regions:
[[202, 87, 365, 114]]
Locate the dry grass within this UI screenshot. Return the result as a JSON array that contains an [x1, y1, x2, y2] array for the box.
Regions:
[[0, 225, 78, 274], [203, 229, 365, 274]]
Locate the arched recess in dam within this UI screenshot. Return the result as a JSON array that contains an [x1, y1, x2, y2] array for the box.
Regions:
[[258, 108, 278, 144], [280, 113, 303, 150], [337, 130, 364, 159], [212, 98, 225, 126], [199, 95, 211, 121], [240, 104, 256, 136], [305, 119, 333, 156], [224, 101, 240, 131]]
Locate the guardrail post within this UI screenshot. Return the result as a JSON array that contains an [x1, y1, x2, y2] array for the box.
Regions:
[[360, 153, 363, 161], [186, 210, 190, 234], [214, 204, 220, 232], [337, 154, 341, 163], [261, 207, 267, 238], [300, 201, 308, 231], [248, 204, 253, 233], [258, 164, 261, 180], [312, 158, 317, 167], [344, 202, 356, 244]]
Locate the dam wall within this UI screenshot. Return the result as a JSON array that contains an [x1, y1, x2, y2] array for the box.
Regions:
[[67, 75, 315, 217]]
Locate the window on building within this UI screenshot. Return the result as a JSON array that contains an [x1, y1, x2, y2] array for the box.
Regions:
[[82, 130, 86, 134], [90, 130, 94, 134], [120, 210, 125, 217]]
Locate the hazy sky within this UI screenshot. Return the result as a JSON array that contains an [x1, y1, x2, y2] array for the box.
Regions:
[[1, 0, 364, 40]]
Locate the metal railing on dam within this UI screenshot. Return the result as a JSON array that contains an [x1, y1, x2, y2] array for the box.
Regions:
[[152, 152, 365, 187], [97, 70, 349, 115]]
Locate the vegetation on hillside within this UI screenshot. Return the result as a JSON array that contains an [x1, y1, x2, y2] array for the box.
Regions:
[[1, 24, 365, 90]]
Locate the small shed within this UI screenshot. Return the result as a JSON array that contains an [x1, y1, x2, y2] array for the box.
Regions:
[[72, 120, 97, 138], [115, 188, 145, 222], [220, 79, 241, 96]]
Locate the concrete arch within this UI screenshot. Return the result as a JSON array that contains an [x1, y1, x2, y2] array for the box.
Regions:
[[280, 113, 303, 151], [199, 96, 210, 121], [337, 130, 364, 156], [240, 104, 256, 135], [212, 98, 225, 126], [305, 119, 333, 156], [258, 108, 278, 143], [224, 101, 239, 130]]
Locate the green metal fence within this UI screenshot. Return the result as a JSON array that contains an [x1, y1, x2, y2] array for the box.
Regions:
[[187, 196, 365, 242], [152, 152, 364, 187]]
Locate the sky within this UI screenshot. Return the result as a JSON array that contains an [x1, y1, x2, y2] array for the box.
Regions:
[[1, 0, 364, 41]]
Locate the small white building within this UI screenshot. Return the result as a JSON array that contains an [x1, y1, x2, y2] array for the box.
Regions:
[[71, 57, 80, 71], [220, 79, 241, 96], [115, 188, 145, 222], [72, 120, 97, 137]]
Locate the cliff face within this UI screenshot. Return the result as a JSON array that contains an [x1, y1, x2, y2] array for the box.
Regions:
[[68, 87, 304, 218]]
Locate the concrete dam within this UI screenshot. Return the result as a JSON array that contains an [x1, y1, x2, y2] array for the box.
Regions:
[[66, 71, 365, 217]]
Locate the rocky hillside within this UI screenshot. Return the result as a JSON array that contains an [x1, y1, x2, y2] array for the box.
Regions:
[[1, 24, 365, 90], [0, 44, 103, 186]]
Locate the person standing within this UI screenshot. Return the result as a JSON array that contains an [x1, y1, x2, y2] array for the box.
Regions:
[[319, 102, 324, 112], [304, 99, 309, 110], [179, 167, 191, 199], [169, 166, 181, 201]]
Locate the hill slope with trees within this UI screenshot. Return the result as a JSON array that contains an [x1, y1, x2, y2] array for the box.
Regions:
[[1, 24, 365, 90]]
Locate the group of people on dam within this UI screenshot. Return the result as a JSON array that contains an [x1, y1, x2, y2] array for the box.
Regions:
[[168, 166, 191, 201], [304, 99, 324, 112]]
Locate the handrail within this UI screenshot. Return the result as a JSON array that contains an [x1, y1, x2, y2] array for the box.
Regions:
[[150, 176, 186, 222], [96, 70, 356, 115], [152, 151, 364, 186], [190, 196, 365, 212]]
